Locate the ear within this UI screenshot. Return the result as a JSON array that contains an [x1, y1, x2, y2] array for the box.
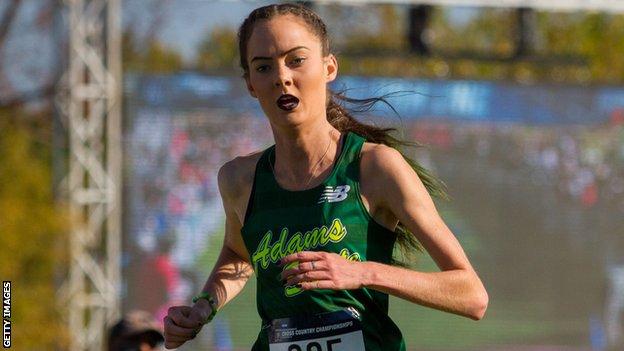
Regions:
[[324, 54, 338, 83], [244, 75, 257, 99]]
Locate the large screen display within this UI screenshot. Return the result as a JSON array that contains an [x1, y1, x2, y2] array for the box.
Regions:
[[122, 73, 624, 350]]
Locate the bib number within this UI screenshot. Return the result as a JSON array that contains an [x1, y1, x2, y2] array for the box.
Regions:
[[268, 309, 365, 351], [284, 337, 344, 351]]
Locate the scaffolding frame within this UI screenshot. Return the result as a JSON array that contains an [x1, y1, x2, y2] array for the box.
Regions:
[[59, 0, 122, 350]]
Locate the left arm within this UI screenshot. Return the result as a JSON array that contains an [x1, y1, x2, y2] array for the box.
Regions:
[[281, 145, 488, 320], [362, 261, 487, 321]]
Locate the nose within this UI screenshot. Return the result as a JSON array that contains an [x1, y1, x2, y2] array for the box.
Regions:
[[274, 64, 292, 88]]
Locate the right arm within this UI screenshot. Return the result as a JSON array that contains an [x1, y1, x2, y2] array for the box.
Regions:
[[164, 160, 255, 349], [196, 160, 254, 311]]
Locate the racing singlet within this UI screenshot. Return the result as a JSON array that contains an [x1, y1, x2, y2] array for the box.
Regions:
[[241, 131, 406, 351]]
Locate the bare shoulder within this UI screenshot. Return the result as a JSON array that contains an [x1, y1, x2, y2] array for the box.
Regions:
[[218, 150, 265, 222], [360, 140, 432, 208], [360, 142, 407, 177], [358, 142, 410, 231], [360, 141, 429, 194]]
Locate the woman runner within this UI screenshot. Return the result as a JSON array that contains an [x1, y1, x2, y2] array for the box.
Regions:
[[163, 3, 488, 350]]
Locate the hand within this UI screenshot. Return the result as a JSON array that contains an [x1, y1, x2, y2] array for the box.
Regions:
[[279, 251, 366, 291], [163, 301, 213, 349]]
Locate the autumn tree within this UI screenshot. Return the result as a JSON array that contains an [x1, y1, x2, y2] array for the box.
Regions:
[[196, 4, 623, 84], [123, 29, 184, 74], [0, 2, 70, 347], [0, 111, 70, 349], [195, 26, 238, 73]]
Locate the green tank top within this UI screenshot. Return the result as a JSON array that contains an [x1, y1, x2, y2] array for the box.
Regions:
[[241, 131, 406, 351]]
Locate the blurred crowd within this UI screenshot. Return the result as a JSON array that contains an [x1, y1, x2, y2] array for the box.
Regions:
[[128, 110, 271, 269], [126, 109, 624, 272], [122, 108, 623, 349], [124, 110, 271, 349], [411, 121, 624, 210], [411, 119, 624, 349]]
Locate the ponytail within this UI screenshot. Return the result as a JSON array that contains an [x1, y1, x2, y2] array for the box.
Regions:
[[326, 90, 448, 266]]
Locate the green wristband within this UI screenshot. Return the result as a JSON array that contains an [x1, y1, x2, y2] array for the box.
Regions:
[[192, 291, 218, 323]]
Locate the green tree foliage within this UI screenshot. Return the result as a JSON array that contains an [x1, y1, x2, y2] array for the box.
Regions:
[[431, 8, 515, 56], [191, 5, 624, 84], [568, 13, 624, 84], [0, 111, 70, 349], [123, 29, 183, 73], [342, 6, 624, 84], [195, 26, 238, 72]]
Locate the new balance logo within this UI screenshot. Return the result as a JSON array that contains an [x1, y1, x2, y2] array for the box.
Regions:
[[318, 185, 351, 203]]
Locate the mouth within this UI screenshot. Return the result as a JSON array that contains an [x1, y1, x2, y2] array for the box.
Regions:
[[276, 94, 300, 111]]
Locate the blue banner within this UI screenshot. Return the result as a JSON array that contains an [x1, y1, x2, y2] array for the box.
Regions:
[[126, 73, 624, 125]]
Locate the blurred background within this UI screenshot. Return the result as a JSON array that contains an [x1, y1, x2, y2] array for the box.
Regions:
[[1, 0, 623, 350]]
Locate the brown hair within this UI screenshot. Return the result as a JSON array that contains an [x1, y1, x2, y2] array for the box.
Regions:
[[238, 3, 447, 265]]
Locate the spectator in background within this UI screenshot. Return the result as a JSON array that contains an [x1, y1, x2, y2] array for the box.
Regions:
[[108, 310, 164, 351]]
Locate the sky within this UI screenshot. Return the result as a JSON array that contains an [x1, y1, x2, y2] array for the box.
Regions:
[[123, 0, 275, 61], [2, 0, 274, 94]]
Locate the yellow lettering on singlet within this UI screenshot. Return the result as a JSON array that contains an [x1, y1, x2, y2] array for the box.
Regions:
[[252, 231, 272, 270], [286, 232, 304, 254], [250, 218, 349, 270], [339, 248, 362, 261], [269, 228, 289, 263], [303, 227, 323, 249], [327, 218, 347, 242]]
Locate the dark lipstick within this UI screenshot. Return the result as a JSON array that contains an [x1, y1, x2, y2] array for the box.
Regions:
[[276, 94, 299, 111]]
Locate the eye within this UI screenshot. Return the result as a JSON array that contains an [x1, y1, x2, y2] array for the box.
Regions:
[[256, 64, 270, 73], [291, 57, 306, 66]]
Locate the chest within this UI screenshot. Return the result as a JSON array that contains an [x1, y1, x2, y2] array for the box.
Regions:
[[236, 176, 396, 236]]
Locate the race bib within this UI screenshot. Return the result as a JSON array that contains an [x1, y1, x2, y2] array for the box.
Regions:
[[268, 308, 365, 351]]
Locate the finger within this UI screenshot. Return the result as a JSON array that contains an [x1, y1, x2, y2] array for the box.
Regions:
[[280, 251, 326, 266], [281, 259, 327, 280], [298, 280, 336, 290], [168, 306, 197, 328], [189, 306, 212, 327], [164, 316, 197, 338], [285, 270, 329, 286], [280, 262, 309, 279]]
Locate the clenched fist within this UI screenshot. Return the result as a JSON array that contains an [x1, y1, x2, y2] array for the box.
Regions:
[[163, 299, 213, 349]]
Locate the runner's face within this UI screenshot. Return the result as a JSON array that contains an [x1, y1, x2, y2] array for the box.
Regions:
[[245, 15, 337, 127]]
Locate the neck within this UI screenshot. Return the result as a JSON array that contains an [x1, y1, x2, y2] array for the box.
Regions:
[[271, 119, 342, 190]]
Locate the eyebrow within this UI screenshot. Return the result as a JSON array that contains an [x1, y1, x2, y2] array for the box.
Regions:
[[250, 46, 310, 64]]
